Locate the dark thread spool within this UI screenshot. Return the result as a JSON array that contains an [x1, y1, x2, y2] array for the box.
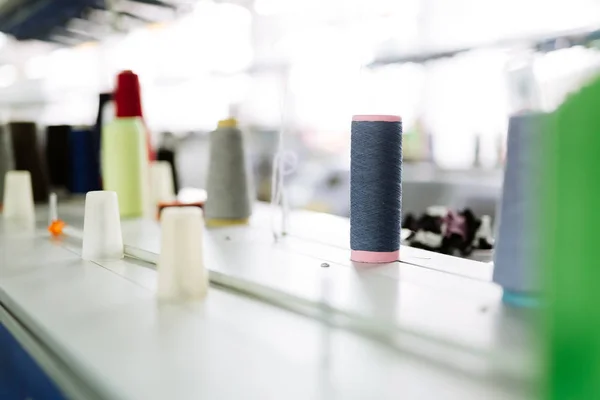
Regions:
[[350, 115, 402, 263], [0, 125, 15, 204], [45, 125, 71, 188], [157, 132, 180, 194], [493, 112, 546, 297], [9, 122, 49, 203], [69, 127, 102, 194], [94, 92, 113, 185]]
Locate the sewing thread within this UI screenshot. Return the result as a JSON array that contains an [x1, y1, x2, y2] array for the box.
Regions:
[[350, 115, 402, 263], [0, 125, 15, 204], [204, 118, 252, 226], [94, 92, 114, 185], [69, 127, 101, 194], [9, 122, 49, 203], [540, 74, 600, 399], [114, 70, 154, 160], [45, 125, 71, 189], [101, 72, 151, 218], [156, 132, 180, 194], [493, 112, 546, 295]]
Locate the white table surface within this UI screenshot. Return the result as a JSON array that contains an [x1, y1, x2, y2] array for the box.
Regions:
[[0, 202, 534, 400]]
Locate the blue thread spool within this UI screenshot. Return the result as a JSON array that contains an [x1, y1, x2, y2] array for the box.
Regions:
[[350, 115, 402, 263], [493, 112, 546, 305], [68, 127, 101, 194]]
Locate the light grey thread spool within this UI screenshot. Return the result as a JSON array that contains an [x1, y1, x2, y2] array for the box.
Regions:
[[0, 125, 15, 203], [204, 119, 252, 225], [493, 112, 546, 301]]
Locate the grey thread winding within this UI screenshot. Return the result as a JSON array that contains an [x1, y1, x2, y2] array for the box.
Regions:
[[351, 120, 403, 253], [205, 126, 252, 220], [493, 112, 546, 293], [0, 126, 15, 202]]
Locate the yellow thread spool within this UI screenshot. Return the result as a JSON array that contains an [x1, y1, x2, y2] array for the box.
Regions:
[[217, 118, 238, 129], [205, 218, 250, 228]]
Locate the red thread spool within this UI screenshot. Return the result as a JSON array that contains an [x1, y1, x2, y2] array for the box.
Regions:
[[115, 70, 143, 118], [114, 70, 155, 160]]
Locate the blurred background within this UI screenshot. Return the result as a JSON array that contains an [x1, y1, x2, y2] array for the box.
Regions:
[[2, 0, 600, 218]]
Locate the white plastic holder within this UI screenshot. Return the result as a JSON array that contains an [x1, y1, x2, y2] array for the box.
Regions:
[[157, 207, 208, 301], [2, 170, 35, 223], [150, 161, 176, 206], [82, 191, 124, 261]]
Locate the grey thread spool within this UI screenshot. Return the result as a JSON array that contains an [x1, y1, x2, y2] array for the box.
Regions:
[[0, 125, 15, 203], [204, 118, 252, 226], [493, 112, 546, 303], [350, 115, 402, 263]]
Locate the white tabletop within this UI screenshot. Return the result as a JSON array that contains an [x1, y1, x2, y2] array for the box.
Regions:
[[0, 202, 534, 400]]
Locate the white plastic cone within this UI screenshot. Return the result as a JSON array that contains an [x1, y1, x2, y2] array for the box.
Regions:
[[150, 161, 176, 206], [475, 215, 494, 243], [157, 207, 208, 301], [2, 171, 35, 223], [82, 191, 124, 261]]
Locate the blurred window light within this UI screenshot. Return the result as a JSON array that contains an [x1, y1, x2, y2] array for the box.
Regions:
[[421, 0, 600, 51], [144, 76, 230, 132], [41, 95, 97, 125], [193, 3, 253, 73], [423, 50, 509, 169], [534, 46, 600, 80], [0, 32, 7, 49], [108, 28, 155, 77], [255, 0, 412, 20], [254, 0, 319, 16], [45, 46, 100, 90], [277, 25, 376, 66], [149, 2, 252, 75], [533, 46, 600, 111], [238, 73, 282, 127], [505, 52, 542, 113], [25, 55, 49, 80], [254, 0, 283, 16], [0, 64, 18, 88]]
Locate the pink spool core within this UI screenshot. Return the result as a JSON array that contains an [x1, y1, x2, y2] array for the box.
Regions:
[[351, 250, 400, 263], [352, 115, 402, 122]]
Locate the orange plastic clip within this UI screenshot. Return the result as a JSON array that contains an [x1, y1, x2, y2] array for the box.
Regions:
[[48, 219, 66, 237]]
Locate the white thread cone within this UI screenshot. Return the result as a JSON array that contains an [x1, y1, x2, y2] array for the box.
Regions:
[[157, 207, 208, 301], [82, 191, 124, 261], [426, 206, 449, 218], [3, 171, 35, 223], [150, 161, 176, 206], [475, 215, 494, 243]]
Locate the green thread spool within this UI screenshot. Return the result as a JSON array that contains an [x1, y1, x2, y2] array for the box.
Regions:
[[541, 75, 600, 399], [101, 117, 150, 218]]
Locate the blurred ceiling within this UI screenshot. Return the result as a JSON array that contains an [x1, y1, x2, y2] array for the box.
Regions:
[[0, 0, 181, 43]]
